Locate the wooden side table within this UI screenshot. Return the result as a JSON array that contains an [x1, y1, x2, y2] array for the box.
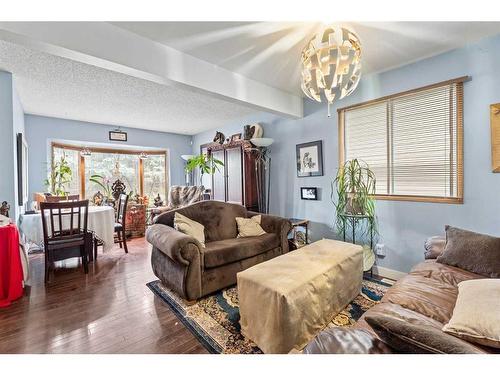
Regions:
[[288, 218, 309, 250]]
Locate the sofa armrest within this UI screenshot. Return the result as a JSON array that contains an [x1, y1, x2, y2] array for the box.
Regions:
[[146, 224, 202, 266], [303, 327, 392, 354], [424, 235, 446, 260], [248, 211, 292, 253]]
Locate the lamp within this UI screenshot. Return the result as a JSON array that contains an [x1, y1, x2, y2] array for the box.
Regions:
[[80, 147, 91, 157], [250, 138, 274, 148], [181, 154, 195, 161], [301, 26, 362, 117]]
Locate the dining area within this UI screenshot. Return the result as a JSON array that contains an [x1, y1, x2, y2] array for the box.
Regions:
[[17, 193, 129, 283]]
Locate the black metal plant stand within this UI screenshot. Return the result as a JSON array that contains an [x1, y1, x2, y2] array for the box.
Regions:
[[339, 213, 374, 276]]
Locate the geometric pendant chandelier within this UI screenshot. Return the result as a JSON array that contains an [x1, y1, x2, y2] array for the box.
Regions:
[[301, 26, 362, 117]]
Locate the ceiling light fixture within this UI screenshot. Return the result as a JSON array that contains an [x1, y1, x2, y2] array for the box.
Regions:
[[301, 26, 362, 117]]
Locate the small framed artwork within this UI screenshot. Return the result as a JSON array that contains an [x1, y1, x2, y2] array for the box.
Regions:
[[296, 140, 323, 177], [230, 133, 242, 142], [301, 187, 318, 200], [109, 130, 128, 142]]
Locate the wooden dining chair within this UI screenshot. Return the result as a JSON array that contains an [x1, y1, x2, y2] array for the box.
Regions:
[[115, 193, 129, 254], [40, 200, 91, 283], [45, 194, 80, 203]]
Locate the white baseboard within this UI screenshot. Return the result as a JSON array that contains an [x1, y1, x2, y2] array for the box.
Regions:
[[372, 265, 406, 281]]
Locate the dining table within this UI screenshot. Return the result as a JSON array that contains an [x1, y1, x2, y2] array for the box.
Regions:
[[18, 205, 116, 252]]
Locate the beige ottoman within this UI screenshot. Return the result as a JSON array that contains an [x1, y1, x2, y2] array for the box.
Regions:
[[237, 239, 363, 353]]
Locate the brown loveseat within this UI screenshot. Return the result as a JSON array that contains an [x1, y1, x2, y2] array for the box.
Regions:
[[146, 200, 292, 301], [304, 236, 500, 354]]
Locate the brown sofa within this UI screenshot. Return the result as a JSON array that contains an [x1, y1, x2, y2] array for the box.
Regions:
[[304, 236, 500, 354], [146, 200, 292, 301]]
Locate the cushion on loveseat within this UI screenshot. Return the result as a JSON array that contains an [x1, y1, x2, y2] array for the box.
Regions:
[[203, 232, 280, 268], [437, 225, 500, 278], [424, 236, 446, 259], [366, 315, 486, 354]]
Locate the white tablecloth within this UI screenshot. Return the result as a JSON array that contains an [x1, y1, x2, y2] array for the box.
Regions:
[[19, 206, 115, 251]]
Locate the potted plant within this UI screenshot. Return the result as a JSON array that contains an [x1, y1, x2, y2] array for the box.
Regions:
[[44, 153, 73, 196], [184, 153, 224, 186], [331, 158, 377, 235]]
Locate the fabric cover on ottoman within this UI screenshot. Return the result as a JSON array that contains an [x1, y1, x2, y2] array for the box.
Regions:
[[237, 239, 363, 353]]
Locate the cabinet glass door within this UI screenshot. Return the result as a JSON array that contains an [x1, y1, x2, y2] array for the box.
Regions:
[[211, 149, 226, 201], [225, 147, 243, 204]]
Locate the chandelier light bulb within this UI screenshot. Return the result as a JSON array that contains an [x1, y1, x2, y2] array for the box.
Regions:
[[301, 26, 362, 117]]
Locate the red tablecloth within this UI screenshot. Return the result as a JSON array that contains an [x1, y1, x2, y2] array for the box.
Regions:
[[0, 224, 23, 307]]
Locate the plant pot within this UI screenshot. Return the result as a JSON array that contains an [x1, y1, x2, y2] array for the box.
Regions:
[[345, 192, 364, 215]]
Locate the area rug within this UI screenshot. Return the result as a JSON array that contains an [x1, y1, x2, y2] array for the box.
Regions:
[[147, 277, 390, 354]]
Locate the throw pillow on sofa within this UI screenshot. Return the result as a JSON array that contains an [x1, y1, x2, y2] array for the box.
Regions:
[[442, 279, 500, 349], [365, 314, 485, 354], [236, 215, 266, 237], [437, 225, 500, 278], [174, 212, 206, 248]]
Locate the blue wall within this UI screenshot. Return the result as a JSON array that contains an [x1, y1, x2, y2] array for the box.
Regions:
[[0, 71, 25, 220], [24, 115, 192, 201], [193, 33, 500, 273]]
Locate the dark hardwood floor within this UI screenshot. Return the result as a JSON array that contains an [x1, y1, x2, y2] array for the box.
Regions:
[[0, 237, 208, 354]]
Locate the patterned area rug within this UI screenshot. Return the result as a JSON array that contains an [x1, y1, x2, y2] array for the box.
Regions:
[[147, 277, 390, 354]]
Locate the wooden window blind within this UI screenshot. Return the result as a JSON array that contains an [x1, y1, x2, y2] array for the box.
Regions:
[[339, 77, 465, 203]]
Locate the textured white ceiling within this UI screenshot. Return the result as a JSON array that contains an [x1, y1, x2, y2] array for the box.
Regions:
[[112, 21, 500, 95], [0, 39, 256, 135], [2, 22, 500, 135]]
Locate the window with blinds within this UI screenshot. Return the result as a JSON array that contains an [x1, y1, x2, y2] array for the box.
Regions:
[[339, 78, 464, 203]]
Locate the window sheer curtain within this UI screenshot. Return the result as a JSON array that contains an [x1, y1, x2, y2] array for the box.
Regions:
[[341, 81, 463, 202]]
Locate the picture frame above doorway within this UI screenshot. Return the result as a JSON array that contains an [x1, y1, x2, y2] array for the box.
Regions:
[[109, 130, 128, 142]]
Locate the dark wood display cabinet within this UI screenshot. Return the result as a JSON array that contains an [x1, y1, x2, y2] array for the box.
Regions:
[[205, 140, 260, 212]]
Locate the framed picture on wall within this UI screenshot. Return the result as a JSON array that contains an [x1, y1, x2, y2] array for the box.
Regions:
[[230, 133, 242, 142], [109, 130, 128, 142], [300, 187, 318, 200], [296, 140, 323, 177], [16, 133, 29, 207]]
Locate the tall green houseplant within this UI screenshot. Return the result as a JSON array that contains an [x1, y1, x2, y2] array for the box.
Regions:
[[185, 153, 224, 186], [332, 159, 377, 237], [44, 153, 73, 196]]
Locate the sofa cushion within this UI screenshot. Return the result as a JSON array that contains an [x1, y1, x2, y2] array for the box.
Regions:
[[443, 279, 500, 349], [366, 314, 486, 354], [424, 236, 446, 259], [437, 225, 500, 278], [203, 233, 279, 268], [381, 271, 458, 323], [236, 215, 266, 237], [410, 260, 483, 287], [174, 212, 205, 248]]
